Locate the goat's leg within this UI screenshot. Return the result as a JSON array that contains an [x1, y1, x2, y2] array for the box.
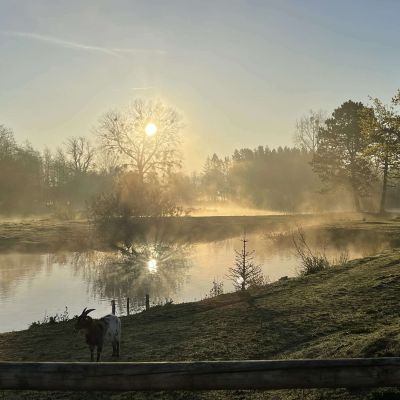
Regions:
[[116, 341, 120, 357], [89, 345, 95, 362], [96, 345, 102, 362], [112, 342, 116, 357]]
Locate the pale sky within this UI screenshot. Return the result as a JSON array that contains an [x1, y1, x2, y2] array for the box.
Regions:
[[1, 0, 400, 170]]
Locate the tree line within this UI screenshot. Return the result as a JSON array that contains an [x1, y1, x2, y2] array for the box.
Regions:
[[1, 94, 400, 217], [297, 94, 400, 213]]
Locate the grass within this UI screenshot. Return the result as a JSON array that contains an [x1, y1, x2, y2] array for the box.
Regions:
[[0, 218, 90, 253], [1, 249, 400, 399]]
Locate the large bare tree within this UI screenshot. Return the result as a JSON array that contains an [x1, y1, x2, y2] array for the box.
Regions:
[[95, 99, 183, 183]]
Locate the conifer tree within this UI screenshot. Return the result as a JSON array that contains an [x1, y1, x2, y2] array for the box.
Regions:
[[227, 236, 264, 291]]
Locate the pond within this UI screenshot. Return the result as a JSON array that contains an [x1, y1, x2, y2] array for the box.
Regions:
[[0, 227, 392, 332]]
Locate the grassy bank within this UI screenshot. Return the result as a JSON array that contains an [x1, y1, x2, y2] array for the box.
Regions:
[[1, 250, 400, 399], [0, 219, 91, 253], [0, 212, 396, 253]]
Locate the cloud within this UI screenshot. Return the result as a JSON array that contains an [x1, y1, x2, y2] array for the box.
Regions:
[[1, 31, 166, 57]]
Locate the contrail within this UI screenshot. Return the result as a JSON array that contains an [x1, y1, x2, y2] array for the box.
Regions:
[[1, 31, 166, 57], [131, 86, 155, 91]]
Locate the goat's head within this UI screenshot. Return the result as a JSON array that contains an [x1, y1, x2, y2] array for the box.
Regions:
[[75, 308, 95, 332]]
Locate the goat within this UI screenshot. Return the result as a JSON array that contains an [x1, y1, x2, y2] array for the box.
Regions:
[[75, 308, 121, 362]]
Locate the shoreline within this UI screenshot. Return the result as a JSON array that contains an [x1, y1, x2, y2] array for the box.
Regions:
[[0, 212, 381, 253]]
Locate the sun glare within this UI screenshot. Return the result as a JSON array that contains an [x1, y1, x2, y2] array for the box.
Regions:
[[145, 122, 157, 136], [147, 258, 158, 273]]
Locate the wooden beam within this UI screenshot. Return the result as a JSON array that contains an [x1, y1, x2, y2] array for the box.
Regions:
[[0, 358, 400, 391]]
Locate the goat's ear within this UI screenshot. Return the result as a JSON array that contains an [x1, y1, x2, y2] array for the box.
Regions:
[[85, 309, 95, 315], [79, 307, 87, 316]]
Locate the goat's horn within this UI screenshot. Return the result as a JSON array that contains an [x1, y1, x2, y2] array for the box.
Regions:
[[81, 307, 87, 315], [85, 309, 95, 315]]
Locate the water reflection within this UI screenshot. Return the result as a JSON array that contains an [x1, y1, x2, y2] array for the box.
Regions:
[[147, 259, 157, 273], [0, 253, 71, 300], [72, 238, 192, 311], [0, 225, 396, 332]]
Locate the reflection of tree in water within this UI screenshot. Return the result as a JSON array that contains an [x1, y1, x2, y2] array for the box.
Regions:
[[73, 239, 192, 311]]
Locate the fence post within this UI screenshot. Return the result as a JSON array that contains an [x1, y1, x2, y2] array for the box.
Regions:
[[145, 294, 150, 311], [126, 298, 130, 316], [111, 300, 116, 315]]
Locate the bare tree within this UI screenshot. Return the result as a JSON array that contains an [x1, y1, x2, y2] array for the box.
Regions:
[[95, 149, 120, 174], [294, 110, 326, 154], [0, 125, 16, 160], [95, 99, 183, 183], [65, 137, 95, 175], [227, 236, 265, 291]]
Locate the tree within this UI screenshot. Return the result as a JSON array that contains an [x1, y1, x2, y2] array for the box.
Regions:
[[227, 236, 264, 291], [96, 99, 183, 183], [65, 137, 95, 175], [294, 110, 326, 154], [313, 101, 373, 211], [0, 127, 43, 213], [0, 125, 17, 160], [201, 154, 231, 201], [361, 97, 400, 214]]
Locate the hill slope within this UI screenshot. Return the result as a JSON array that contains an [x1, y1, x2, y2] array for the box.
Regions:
[[1, 250, 400, 399]]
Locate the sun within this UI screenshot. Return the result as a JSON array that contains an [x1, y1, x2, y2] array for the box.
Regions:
[[145, 122, 157, 136], [147, 258, 158, 273]]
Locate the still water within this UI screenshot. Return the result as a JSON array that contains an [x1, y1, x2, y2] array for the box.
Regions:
[[0, 231, 390, 332]]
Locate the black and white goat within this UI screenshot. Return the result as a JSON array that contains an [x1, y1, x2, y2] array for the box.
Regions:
[[75, 308, 121, 362]]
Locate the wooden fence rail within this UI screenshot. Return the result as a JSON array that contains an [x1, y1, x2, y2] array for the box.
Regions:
[[1, 358, 400, 391]]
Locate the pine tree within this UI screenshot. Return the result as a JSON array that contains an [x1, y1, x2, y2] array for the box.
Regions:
[[313, 101, 373, 211], [227, 236, 264, 291]]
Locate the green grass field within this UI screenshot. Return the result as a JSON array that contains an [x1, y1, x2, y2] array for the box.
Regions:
[[1, 247, 400, 399]]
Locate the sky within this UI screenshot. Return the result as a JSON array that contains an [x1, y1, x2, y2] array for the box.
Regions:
[[1, 0, 400, 171]]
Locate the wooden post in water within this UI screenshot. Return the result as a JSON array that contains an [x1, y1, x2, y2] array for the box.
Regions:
[[111, 300, 116, 315], [145, 294, 150, 311], [126, 298, 130, 316]]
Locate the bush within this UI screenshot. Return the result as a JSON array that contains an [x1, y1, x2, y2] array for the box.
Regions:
[[207, 279, 224, 298], [88, 172, 183, 225], [292, 229, 350, 276], [29, 307, 71, 328], [292, 228, 330, 276]]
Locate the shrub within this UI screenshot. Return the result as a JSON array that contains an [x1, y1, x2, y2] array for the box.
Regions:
[[207, 279, 224, 298], [29, 307, 71, 328], [292, 228, 330, 276]]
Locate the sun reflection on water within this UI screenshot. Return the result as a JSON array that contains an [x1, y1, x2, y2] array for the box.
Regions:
[[147, 258, 158, 273]]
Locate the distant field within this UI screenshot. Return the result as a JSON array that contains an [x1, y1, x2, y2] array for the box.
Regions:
[[1, 249, 400, 399]]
